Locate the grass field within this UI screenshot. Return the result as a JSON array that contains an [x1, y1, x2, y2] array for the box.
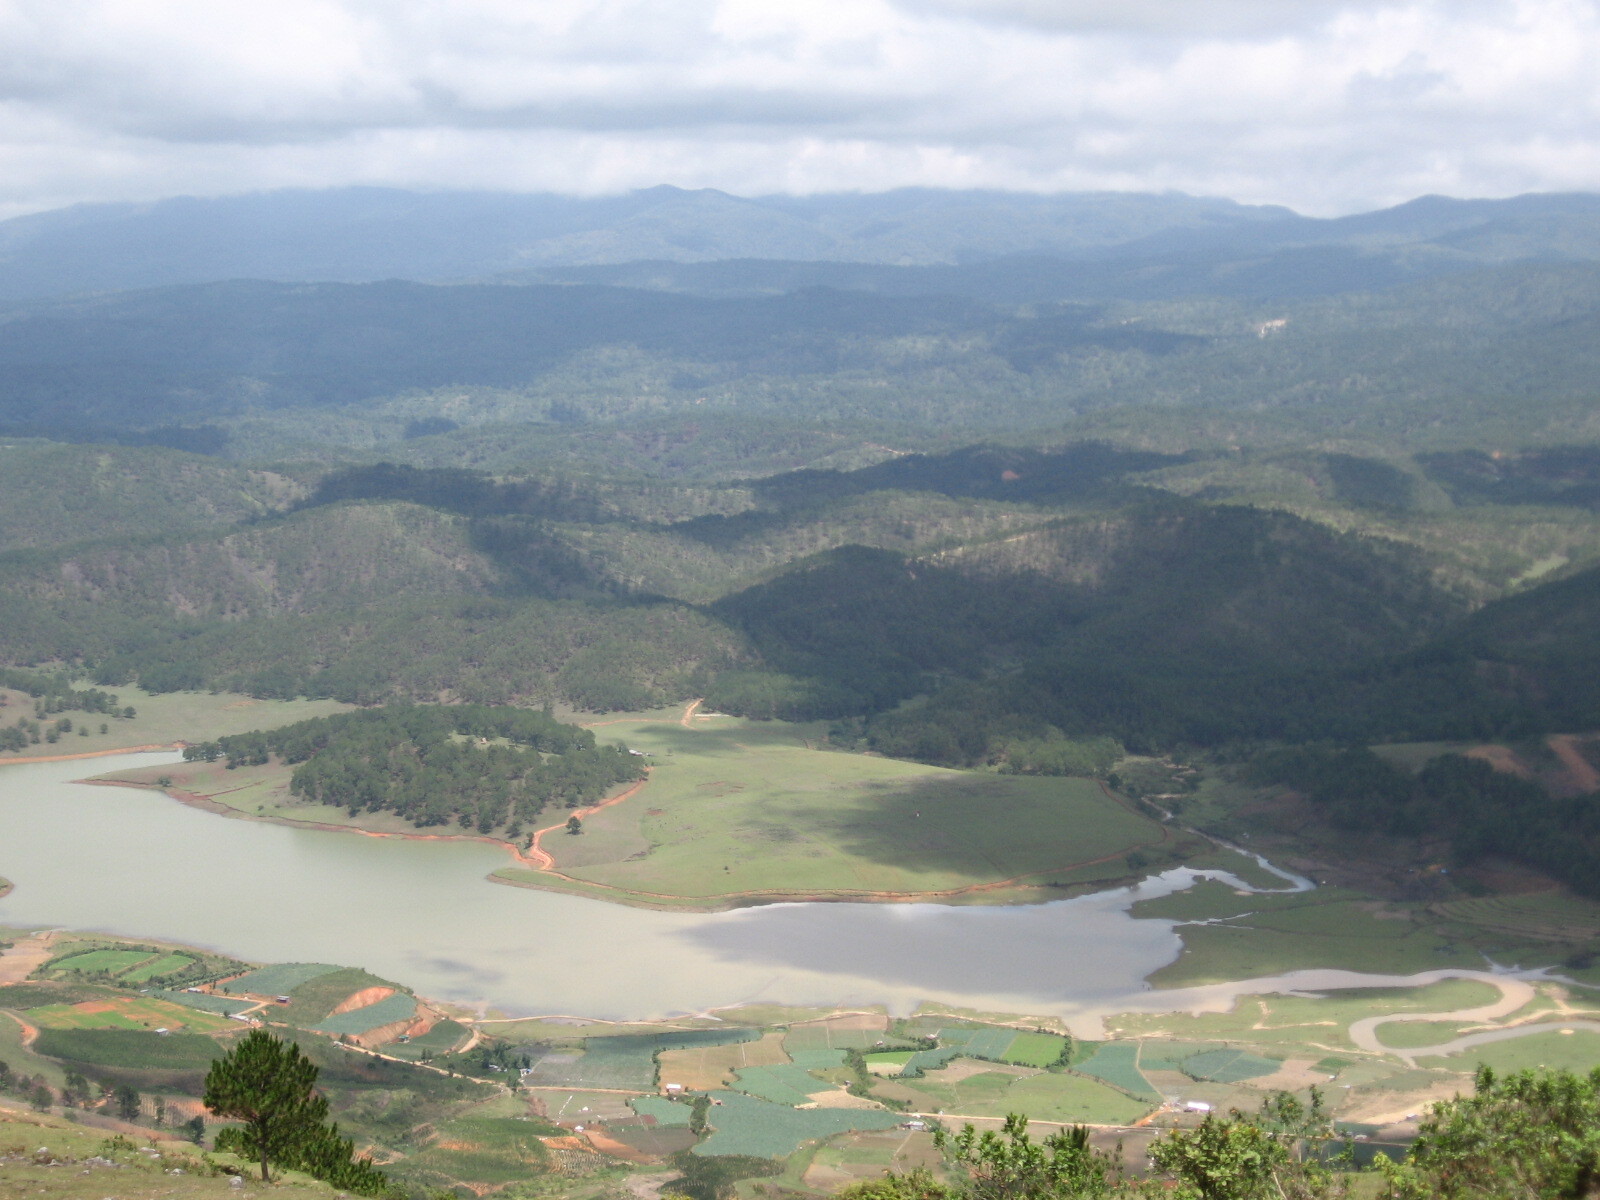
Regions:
[[1073, 1043, 1159, 1099], [496, 716, 1173, 905], [0, 1107, 351, 1200], [1001, 1032, 1069, 1068], [1110, 979, 1503, 1049], [0, 687, 351, 761], [50, 949, 155, 974], [1418, 1030, 1600, 1074], [1144, 896, 1482, 987]]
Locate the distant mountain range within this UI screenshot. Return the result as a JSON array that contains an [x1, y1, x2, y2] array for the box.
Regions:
[[2, 185, 1599, 303]]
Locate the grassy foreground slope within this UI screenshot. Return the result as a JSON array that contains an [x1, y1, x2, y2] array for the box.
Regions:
[[496, 713, 1185, 907]]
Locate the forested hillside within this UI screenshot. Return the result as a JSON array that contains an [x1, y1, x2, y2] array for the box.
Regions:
[[0, 443, 1594, 758], [0, 187, 1598, 788]]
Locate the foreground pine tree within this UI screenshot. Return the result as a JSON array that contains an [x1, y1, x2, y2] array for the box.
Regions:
[[203, 1028, 391, 1195]]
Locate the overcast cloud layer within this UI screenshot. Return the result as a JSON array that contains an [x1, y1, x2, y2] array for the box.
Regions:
[[0, 0, 1596, 218]]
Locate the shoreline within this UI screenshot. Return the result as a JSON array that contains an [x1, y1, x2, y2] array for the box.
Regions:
[[81, 777, 550, 869]]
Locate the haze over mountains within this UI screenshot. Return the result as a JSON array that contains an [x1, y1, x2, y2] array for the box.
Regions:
[[5, 186, 1600, 302]]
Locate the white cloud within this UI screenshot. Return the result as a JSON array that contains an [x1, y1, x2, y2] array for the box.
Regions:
[[0, 0, 1595, 217]]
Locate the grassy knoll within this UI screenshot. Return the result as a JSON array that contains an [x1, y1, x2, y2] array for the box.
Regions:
[[278, 967, 400, 1028], [0, 686, 351, 761], [0, 1107, 349, 1200], [498, 715, 1175, 906]]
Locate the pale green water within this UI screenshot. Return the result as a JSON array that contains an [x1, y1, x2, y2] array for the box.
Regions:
[[0, 753, 1263, 1027]]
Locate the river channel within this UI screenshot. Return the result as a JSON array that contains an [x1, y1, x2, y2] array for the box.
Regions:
[[0, 751, 1455, 1034]]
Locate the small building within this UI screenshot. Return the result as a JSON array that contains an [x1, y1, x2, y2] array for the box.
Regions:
[[900, 1120, 928, 1131], [1184, 1101, 1213, 1114], [663, 1083, 684, 1095]]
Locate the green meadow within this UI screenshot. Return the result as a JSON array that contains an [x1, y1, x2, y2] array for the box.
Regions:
[[498, 715, 1176, 906], [0, 685, 352, 760]]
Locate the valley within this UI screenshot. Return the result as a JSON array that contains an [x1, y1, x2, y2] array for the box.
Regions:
[[3, 184, 1600, 1197]]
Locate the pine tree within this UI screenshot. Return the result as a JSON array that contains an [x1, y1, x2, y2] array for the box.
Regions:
[[203, 1029, 390, 1194]]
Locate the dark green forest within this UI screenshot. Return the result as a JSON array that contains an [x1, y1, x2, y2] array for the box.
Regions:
[[190, 705, 644, 834]]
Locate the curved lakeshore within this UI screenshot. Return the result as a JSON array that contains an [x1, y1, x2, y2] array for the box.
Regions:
[[0, 751, 1308, 1025]]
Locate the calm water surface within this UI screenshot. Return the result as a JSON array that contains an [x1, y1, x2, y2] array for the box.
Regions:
[[0, 752, 1295, 1030]]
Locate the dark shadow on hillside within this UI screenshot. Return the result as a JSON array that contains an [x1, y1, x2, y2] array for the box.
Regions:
[[787, 771, 1129, 879]]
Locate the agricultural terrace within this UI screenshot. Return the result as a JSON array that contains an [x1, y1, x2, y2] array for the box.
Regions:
[[496, 714, 1179, 907]]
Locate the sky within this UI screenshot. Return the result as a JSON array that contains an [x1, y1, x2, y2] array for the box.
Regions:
[[0, 0, 1597, 219]]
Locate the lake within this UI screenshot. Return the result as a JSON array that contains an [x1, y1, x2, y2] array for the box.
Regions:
[[0, 751, 1381, 1033]]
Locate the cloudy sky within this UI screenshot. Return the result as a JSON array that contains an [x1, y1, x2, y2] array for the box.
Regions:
[[0, 0, 1596, 218]]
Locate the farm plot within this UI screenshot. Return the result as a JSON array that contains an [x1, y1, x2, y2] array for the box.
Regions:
[[219, 962, 341, 996], [122, 953, 194, 984], [1002, 1033, 1068, 1068], [1180, 1048, 1284, 1084], [389, 1114, 554, 1194], [695, 1090, 902, 1158], [901, 1046, 961, 1075], [525, 1030, 759, 1091], [278, 968, 399, 1026], [947, 1027, 1018, 1061], [49, 949, 154, 976], [785, 1015, 905, 1056], [804, 1128, 942, 1192], [28, 995, 234, 1033], [152, 989, 257, 1017], [731, 1064, 835, 1106], [631, 1096, 693, 1126], [386, 1019, 469, 1061], [1433, 892, 1600, 942], [32, 1027, 225, 1070], [315, 992, 417, 1036], [957, 1072, 1154, 1126], [535, 1089, 641, 1123], [1072, 1043, 1159, 1099], [659, 1031, 789, 1090]]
